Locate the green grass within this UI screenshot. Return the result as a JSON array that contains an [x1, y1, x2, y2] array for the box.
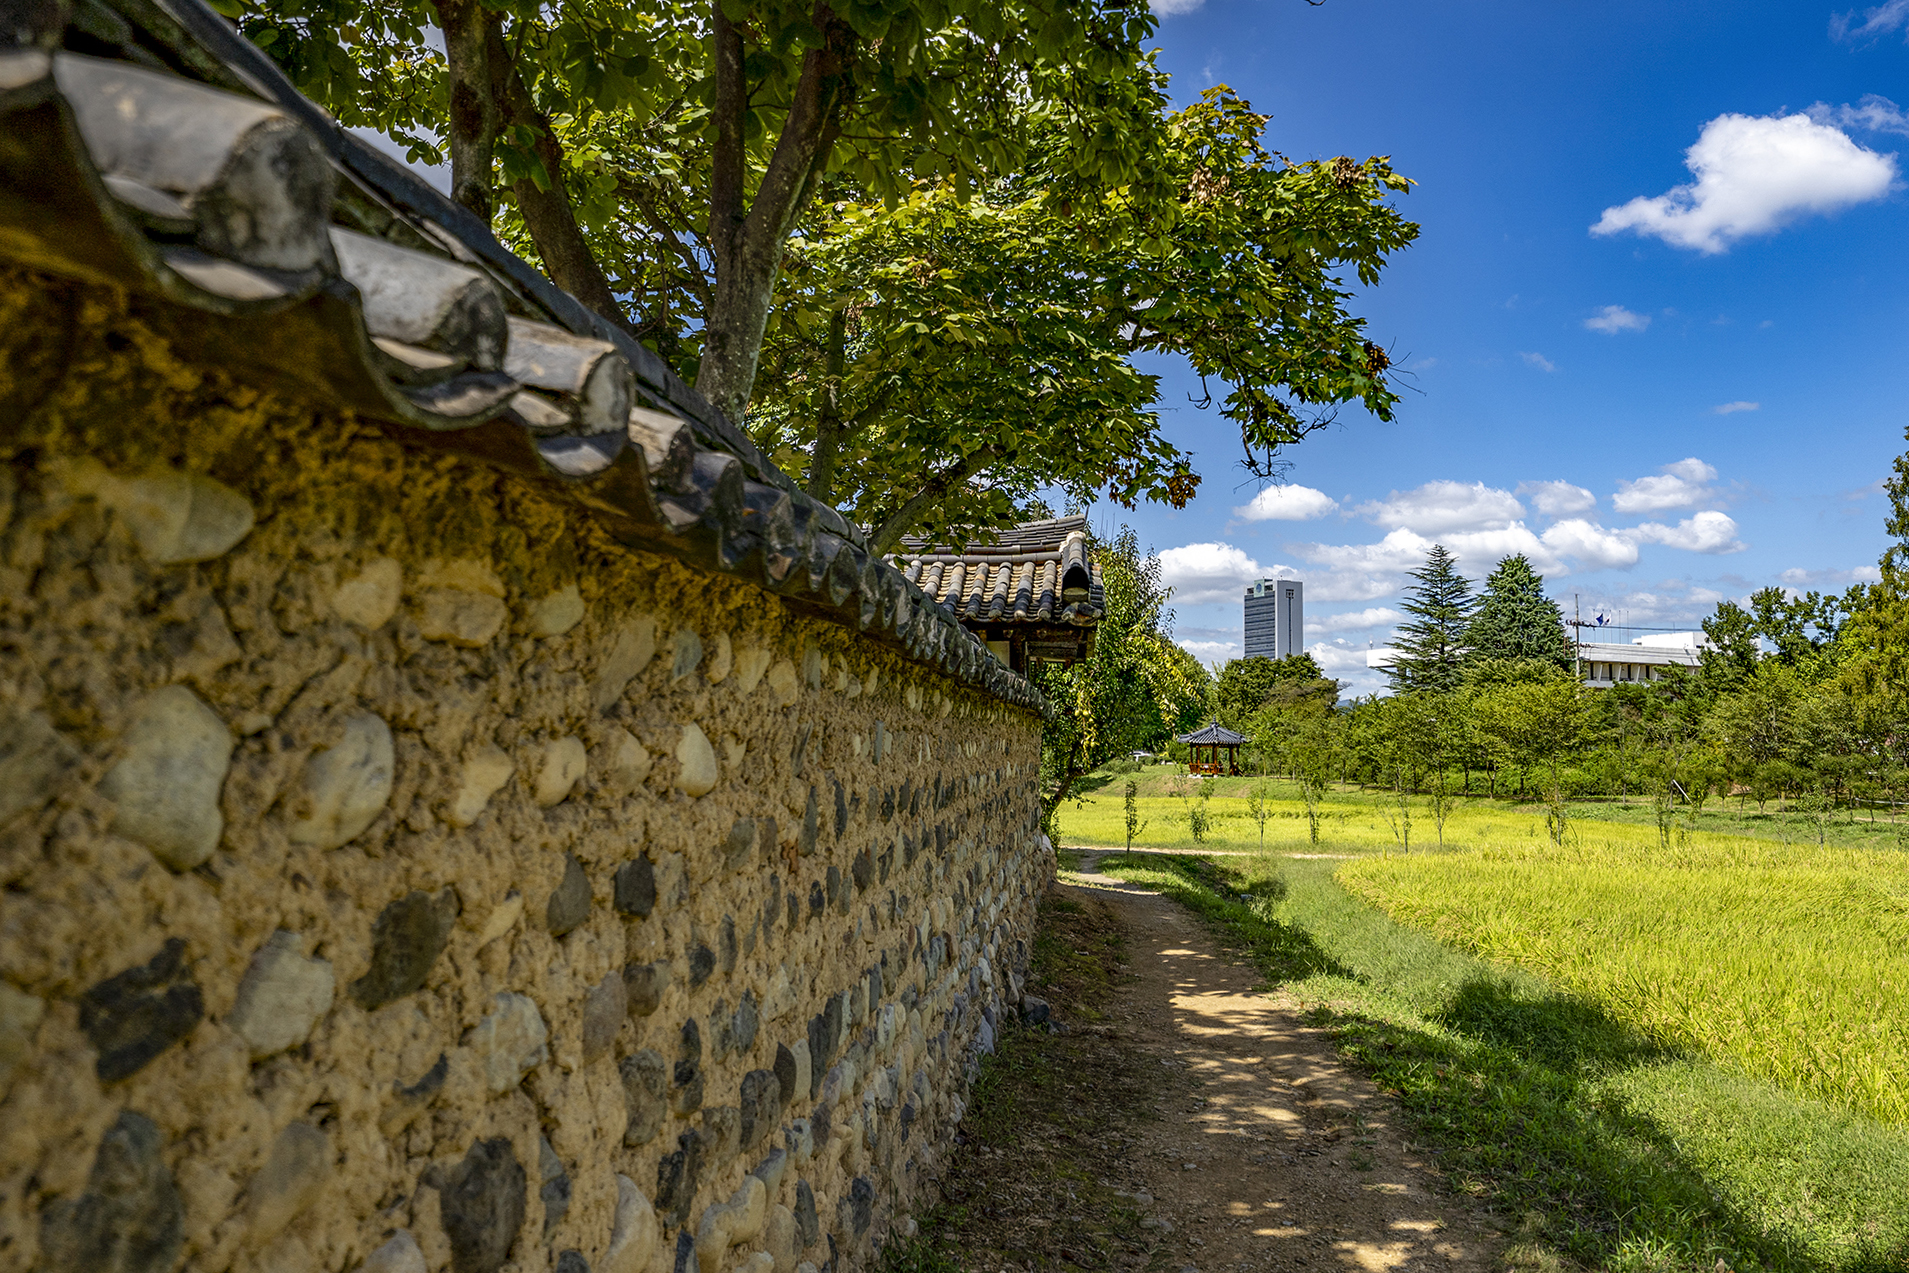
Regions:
[[1060, 767, 1909, 853], [1093, 849, 1909, 1273], [880, 891, 1178, 1273], [1341, 839, 1909, 1126]]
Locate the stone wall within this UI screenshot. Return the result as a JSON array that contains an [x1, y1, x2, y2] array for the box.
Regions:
[[0, 273, 1052, 1273]]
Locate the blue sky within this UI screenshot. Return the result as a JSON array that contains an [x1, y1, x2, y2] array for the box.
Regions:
[[1108, 0, 1909, 691]]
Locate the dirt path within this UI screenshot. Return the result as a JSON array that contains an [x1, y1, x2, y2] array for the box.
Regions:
[[1060, 850, 1502, 1273]]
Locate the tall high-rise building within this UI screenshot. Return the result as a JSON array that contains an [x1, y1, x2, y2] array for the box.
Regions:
[[1243, 578, 1303, 661]]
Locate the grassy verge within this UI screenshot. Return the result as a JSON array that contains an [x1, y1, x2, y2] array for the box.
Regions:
[[1057, 770, 1909, 853], [882, 891, 1191, 1273], [1096, 851, 1909, 1273]]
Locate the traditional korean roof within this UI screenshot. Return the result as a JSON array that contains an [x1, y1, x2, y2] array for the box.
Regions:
[[0, 0, 1039, 710], [1178, 722, 1248, 746], [893, 516, 1103, 627]]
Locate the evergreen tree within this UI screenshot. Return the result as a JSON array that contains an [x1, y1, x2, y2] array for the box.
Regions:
[[1388, 545, 1475, 695], [1465, 554, 1572, 671]]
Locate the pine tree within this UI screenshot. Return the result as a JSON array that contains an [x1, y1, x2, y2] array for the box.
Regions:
[[1465, 554, 1572, 670], [1388, 545, 1474, 694]]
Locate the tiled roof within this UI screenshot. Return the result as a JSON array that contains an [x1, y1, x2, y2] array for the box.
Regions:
[[0, 2, 1040, 710], [893, 516, 1102, 627], [1178, 722, 1248, 746]]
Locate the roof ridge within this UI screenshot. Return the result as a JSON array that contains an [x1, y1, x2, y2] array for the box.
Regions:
[[0, 13, 1043, 710]]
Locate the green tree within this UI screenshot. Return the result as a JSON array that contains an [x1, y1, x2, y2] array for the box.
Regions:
[[1247, 782, 1274, 850], [1747, 586, 1855, 677], [748, 88, 1417, 547], [1470, 679, 1591, 800], [1464, 554, 1571, 671], [1699, 599, 1763, 691], [1188, 780, 1213, 844], [237, 0, 1417, 514], [1294, 732, 1334, 846], [1123, 779, 1147, 852], [1039, 526, 1205, 821], [1703, 663, 1802, 768], [236, 0, 1173, 420], [1838, 425, 1909, 725], [1387, 545, 1474, 695], [1215, 652, 1326, 727]]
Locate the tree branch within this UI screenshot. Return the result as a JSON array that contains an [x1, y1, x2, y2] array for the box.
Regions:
[[492, 29, 633, 333], [698, 1, 852, 424], [614, 176, 713, 312], [865, 444, 1004, 555]]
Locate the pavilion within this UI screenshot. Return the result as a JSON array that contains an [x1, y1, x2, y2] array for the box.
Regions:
[[1178, 721, 1248, 776]]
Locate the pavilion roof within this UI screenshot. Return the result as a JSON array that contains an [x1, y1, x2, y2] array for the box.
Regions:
[[1178, 721, 1248, 746]]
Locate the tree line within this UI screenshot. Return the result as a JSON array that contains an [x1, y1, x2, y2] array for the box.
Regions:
[[1043, 429, 1909, 843], [1243, 433, 1909, 840]]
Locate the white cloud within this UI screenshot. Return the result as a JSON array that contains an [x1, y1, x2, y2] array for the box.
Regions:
[[1584, 304, 1651, 334], [1712, 401, 1760, 415], [1285, 530, 1434, 604], [1178, 639, 1240, 663], [1307, 607, 1404, 635], [1308, 641, 1375, 675], [1299, 527, 1438, 575], [1303, 524, 1569, 582], [1832, 1, 1909, 43], [1629, 510, 1745, 554], [1520, 351, 1557, 372], [1613, 458, 1719, 514], [1543, 519, 1640, 570], [1591, 113, 1897, 254], [1296, 511, 1739, 585], [1446, 526, 1559, 570], [1232, 484, 1339, 522], [1157, 542, 1283, 604], [1809, 94, 1909, 137], [1358, 480, 1524, 534], [1518, 480, 1597, 516], [1305, 572, 1411, 604], [1778, 564, 1882, 587], [1150, 0, 1204, 13]]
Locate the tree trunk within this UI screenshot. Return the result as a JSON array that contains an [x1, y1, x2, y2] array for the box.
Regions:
[[433, 0, 504, 222], [807, 308, 847, 503], [433, 1, 631, 332], [696, 1, 851, 425]]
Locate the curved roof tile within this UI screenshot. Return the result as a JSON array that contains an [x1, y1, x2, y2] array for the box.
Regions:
[[0, 8, 1042, 711], [892, 514, 1104, 628]]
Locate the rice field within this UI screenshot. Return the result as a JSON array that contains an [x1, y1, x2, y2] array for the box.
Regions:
[[1054, 769, 1909, 854], [1092, 849, 1909, 1271], [1061, 768, 1909, 1127], [1340, 838, 1909, 1128]]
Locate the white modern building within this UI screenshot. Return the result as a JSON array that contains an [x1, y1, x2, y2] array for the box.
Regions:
[[1364, 631, 1706, 685], [1576, 632, 1705, 686], [1244, 577, 1303, 660]]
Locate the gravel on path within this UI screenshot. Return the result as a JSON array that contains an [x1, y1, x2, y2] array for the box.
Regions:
[[1057, 850, 1502, 1273]]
